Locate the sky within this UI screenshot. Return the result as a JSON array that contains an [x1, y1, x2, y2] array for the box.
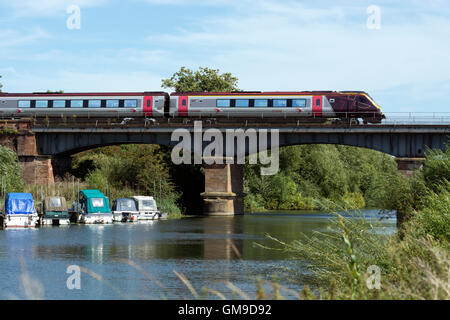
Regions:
[[0, 0, 449, 113]]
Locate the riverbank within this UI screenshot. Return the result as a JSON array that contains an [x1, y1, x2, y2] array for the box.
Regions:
[[269, 170, 449, 299]]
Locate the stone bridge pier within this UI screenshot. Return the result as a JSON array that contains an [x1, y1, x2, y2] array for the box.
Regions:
[[201, 157, 246, 216], [0, 119, 55, 185], [395, 158, 425, 178]]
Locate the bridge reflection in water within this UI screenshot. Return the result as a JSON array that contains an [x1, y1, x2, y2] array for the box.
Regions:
[[1, 212, 397, 299]]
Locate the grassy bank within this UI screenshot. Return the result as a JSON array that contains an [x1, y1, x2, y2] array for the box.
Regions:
[[264, 147, 449, 300]]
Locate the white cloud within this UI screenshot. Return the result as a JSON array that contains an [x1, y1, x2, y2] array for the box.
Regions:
[[0, 28, 51, 48], [1, 68, 163, 92]]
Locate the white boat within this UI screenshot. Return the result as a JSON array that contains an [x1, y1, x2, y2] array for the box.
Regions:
[[131, 196, 165, 220], [112, 198, 139, 222], [1, 193, 39, 228]]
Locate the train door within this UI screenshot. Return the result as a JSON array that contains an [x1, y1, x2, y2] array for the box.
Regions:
[[178, 96, 188, 116], [312, 96, 322, 117], [143, 96, 152, 116]]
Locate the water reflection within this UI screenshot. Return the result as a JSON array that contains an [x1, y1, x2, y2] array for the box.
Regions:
[[0, 210, 396, 299], [202, 217, 243, 261]]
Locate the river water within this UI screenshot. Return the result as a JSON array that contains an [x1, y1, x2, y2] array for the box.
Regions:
[[0, 210, 396, 300]]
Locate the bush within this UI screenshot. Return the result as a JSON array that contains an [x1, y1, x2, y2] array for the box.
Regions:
[[0, 146, 24, 194], [245, 145, 399, 212]]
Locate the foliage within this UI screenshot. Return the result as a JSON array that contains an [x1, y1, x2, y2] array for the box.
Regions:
[[0, 146, 24, 195], [245, 145, 399, 212], [423, 146, 450, 192], [72, 144, 181, 215], [46, 90, 64, 93], [161, 66, 239, 92], [262, 148, 450, 299]]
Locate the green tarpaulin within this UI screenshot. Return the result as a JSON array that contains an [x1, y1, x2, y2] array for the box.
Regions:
[[80, 190, 111, 214]]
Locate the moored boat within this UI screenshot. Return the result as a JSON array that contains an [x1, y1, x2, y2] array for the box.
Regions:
[[112, 198, 139, 222], [0, 193, 39, 228], [131, 196, 168, 220], [70, 190, 113, 224], [41, 196, 70, 225]]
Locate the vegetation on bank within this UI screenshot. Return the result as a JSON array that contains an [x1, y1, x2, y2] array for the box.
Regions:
[[266, 146, 449, 300], [244, 144, 399, 212], [0, 146, 24, 196], [71, 144, 182, 216]]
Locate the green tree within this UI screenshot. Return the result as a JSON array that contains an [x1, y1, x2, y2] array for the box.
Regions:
[[161, 66, 241, 213], [0, 146, 25, 194], [161, 66, 239, 92]]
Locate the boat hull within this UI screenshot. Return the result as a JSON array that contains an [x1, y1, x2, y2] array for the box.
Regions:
[[80, 213, 113, 224], [112, 211, 139, 223], [41, 218, 70, 225], [136, 212, 158, 220], [1, 214, 39, 228]]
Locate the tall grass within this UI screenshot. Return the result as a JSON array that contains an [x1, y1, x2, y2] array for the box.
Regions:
[[259, 190, 450, 300]]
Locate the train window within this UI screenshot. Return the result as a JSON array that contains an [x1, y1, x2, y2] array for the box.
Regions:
[[70, 100, 83, 108], [235, 99, 249, 107], [292, 99, 307, 107], [88, 100, 101, 108], [124, 99, 137, 108], [254, 99, 268, 107], [217, 99, 230, 108], [316, 98, 321, 106], [273, 99, 287, 107], [53, 100, 65, 108], [36, 100, 48, 108], [147, 99, 151, 107], [18, 100, 31, 108], [106, 100, 119, 108], [181, 99, 187, 106]]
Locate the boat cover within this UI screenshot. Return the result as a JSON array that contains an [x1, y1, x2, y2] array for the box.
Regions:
[[44, 196, 68, 212], [114, 198, 137, 211], [4, 193, 37, 215], [80, 189, 111, 214]]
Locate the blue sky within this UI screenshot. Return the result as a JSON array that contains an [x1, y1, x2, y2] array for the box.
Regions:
[[0, 0, 449, 113]]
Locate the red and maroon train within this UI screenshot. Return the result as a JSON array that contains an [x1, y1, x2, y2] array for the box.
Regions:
[[0, 90, 385, 124]]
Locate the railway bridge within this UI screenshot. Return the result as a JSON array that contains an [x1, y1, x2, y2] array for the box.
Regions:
[[1, 117, 449, 216]]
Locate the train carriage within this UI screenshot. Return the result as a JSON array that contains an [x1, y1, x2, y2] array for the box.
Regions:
[[0, 92, 168, 118], [0, 90, 384, 123], [169, 91, 384, 123]]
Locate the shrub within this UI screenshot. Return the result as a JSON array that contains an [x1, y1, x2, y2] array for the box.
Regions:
[[0, 146, 24, 194]]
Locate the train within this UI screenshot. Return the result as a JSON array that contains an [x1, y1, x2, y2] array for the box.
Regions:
[[0, 90, 385, 124]]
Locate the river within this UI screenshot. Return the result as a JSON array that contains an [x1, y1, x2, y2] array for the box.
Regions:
[[0, 210, 396, 300]]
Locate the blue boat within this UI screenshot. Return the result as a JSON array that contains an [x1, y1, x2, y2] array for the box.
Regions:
[[1, 193, 39, 228]]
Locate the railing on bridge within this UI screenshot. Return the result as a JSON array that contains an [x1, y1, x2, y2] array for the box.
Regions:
[[1, 111, 450, 126], [381, 112, 450, 125]]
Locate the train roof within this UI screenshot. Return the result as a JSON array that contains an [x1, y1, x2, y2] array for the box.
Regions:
[[0, 91, 167, 97], [170, 91, 370, 96]]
